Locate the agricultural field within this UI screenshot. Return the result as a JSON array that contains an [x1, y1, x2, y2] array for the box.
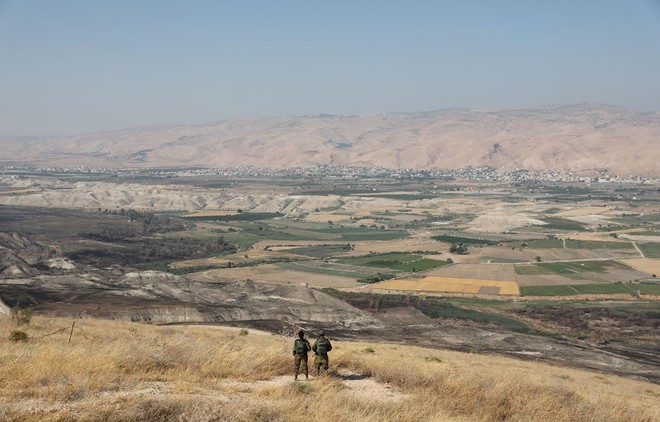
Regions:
[[638, 242, 660, 258], [169, 249, 309, 270], [196, 263, 361, 288], [514, 260, 648, 286], [168, 183, 660, 299], [276, 244, 353, 258], [2, 173, 659, 302], [335, 253, 449, 272], [519, 283, 660, 296], [370, 276, 520, 296], [621, 258, 660, 275], [424, 263, 516, 281]]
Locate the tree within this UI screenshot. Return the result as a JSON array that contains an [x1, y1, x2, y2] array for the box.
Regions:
[[449, 243, 468, 255]]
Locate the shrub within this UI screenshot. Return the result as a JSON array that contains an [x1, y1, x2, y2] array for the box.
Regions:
[[10, 304, 33, 326], [239, 329, 249, 336], [9, 330, 28, 342]]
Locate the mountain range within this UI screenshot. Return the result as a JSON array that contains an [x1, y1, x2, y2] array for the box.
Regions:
[[1, 103, 658, 176]]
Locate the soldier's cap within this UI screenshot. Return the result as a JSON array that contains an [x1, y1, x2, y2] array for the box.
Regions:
[[319, 331, 325, 336], [298, 330, 305, 337]]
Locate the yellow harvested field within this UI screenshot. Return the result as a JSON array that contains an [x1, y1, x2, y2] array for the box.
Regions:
[[620, 258, 660, 275], [370, 276, 520, 295], [554, 206, 613, 217]]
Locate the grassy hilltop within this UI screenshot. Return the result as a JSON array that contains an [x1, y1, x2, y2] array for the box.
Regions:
[[1, 316, 658, 422]]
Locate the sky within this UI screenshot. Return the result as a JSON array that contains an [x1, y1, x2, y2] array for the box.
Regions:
[[1, 0, 660, 136]]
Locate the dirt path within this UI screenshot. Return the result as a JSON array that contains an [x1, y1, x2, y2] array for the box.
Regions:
[[224, 369, 408, 402], [632, 241, 645, 258]]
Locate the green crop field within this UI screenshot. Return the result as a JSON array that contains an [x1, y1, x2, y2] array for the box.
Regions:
[[369, 193, 439, 201], [613, 212, 660, 225], [431, 234, 497, 245], [514, 265, 554, 275], [485, 257, 528, 263], [637, 283, 660, 295], [539, 217, 587, 231], [564, 240, 635, 250], [515, 260, 630, 277], [543, 207, 563, 214], [634, 230, 660, 236], [311, 226, 409, 241], [571, 284, 636, 294], [521, 283, 659, 296], [520, 285, 579, 296], [523, 239, 564, 249], [537, 260, 629, 275], [182, 212, 284, 222], [221, 220, 409, 243], [241, 226, 326, 241], [638, 242, 660, 258], [283, 244, 353, 258], [336, 253, 448, 272]]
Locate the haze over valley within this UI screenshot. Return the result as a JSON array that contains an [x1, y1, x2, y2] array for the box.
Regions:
[[2, 103, 658, 176]]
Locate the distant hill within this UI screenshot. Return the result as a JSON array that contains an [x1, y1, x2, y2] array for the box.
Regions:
[[1, 103, 658, 176]]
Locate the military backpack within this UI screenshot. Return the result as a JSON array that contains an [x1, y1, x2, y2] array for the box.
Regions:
[[316, 338, 331, 355], [294, 339, 309, 356]]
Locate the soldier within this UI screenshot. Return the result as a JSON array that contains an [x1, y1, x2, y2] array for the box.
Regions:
[[312, 331, 333, 376], [293, 330, 311, 381]]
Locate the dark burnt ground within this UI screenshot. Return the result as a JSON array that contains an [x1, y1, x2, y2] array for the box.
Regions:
[[0, 205, 235, 271]]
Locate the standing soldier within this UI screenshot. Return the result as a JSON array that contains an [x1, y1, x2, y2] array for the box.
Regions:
[[312, 331, 332, 376], [293, 330, 311, 381]]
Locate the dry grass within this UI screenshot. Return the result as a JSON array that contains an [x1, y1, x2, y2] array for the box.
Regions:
[[1, 316, 658, 422]]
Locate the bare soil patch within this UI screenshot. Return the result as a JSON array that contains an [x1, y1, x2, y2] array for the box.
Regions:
[[424, 263, 516, 281], [199, 264, 361, 288]]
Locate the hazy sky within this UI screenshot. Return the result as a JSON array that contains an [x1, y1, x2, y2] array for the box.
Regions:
[[1, 0, 660, 136]]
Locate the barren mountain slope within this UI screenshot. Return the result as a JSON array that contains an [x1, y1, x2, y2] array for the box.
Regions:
[[1, 104, 658, 175]]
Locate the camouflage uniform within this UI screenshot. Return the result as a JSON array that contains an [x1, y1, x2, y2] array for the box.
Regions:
[[293, 335, 311, 380], [312, 333, 332, 375]]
